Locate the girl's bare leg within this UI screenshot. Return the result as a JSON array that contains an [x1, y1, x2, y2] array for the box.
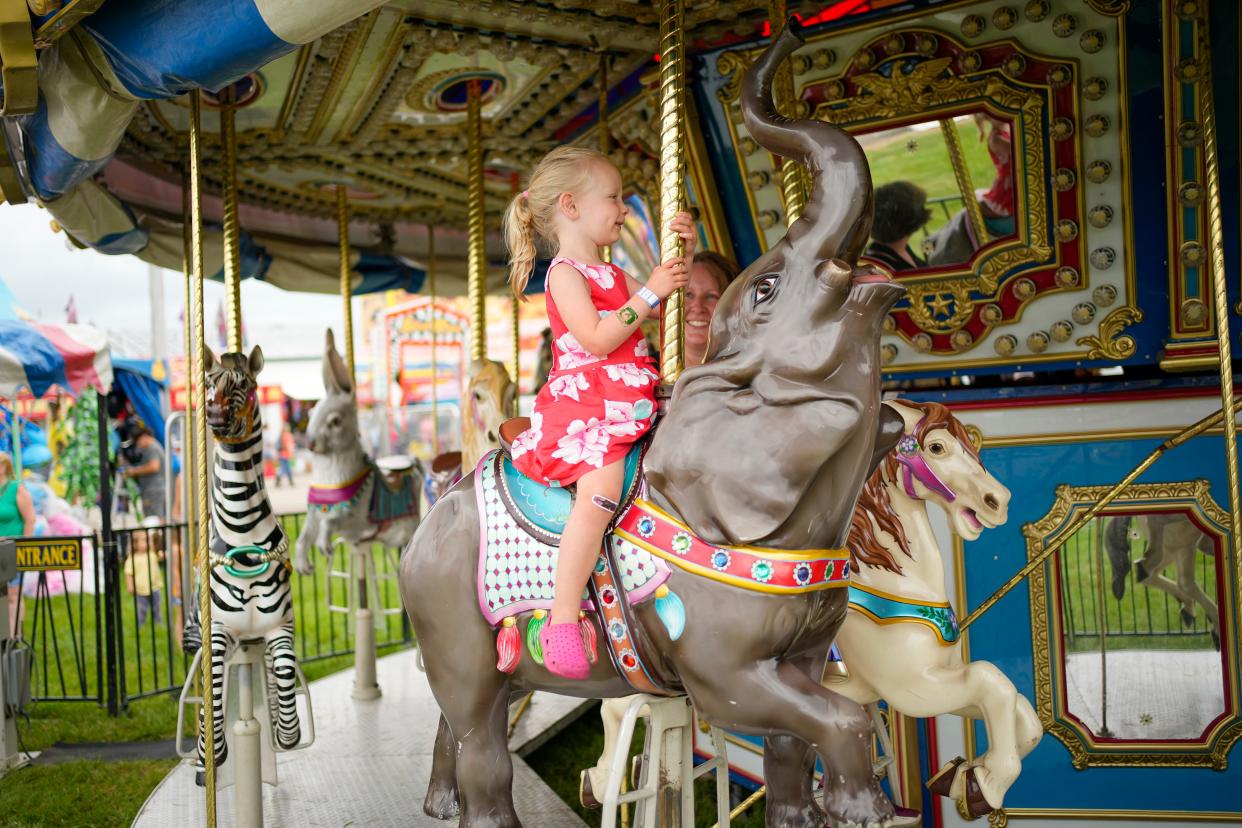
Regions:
[[551, 461, 624, 625]]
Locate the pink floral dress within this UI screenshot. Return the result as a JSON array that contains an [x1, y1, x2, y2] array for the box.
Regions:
[[510, 256, 659, 487]]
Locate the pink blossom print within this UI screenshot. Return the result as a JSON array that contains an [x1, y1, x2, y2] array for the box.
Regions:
[[547, 372, 590, 402], [582, 263, 616, 290], [509, 412, 543, 460], [604, 363, 658, 388], [634, 337, 650, 358], [554, 332, 604, 370], [551, 418, 612, 468]]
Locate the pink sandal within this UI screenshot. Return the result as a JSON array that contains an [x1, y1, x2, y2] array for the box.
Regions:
[[540, 623, 591, 680]]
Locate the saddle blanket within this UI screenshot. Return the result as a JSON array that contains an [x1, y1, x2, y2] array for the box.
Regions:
[[475, 453, 670, 627]]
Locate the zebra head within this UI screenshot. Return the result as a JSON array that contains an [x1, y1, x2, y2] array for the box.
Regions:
[[205, 346, 264, 443]]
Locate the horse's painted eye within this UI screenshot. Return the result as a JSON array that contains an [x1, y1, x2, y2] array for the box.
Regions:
[[928, 441, 946, 455], [753, 276, 777, 304]]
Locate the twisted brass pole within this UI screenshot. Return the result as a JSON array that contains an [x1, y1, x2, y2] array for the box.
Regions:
[[511, 173, 522, 416], [179, 161, 197, 684], [940, 118, 987, 248], [767, 2, 806, 224], [959, 399, 1240, 631], [1197, 21, 1241, 562], [189, 90, 217, 827], [337, 186, 355, 376], [599, 51, 610, 155], [219, 90, 243, 353], [427, 225, 439, 454], [657, 0, 687, 384], [466, 79, 487, 365]]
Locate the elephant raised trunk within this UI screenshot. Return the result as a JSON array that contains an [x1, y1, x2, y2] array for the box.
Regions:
[[741, 18, 874, 265]]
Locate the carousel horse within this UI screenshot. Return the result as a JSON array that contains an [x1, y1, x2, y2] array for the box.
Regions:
[[1105, 513, 1220, 650], [186, 347, 302, 776], [293, 330, 424, 576], [832, 399, 1038, 818], [579, 399, 1032, 820], [424, 359, 515, 506], [400, 20, 913, 828]]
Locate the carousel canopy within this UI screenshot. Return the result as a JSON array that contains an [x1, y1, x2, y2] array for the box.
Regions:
[[0, 0, 797, 295], [0, 319, 113, 399]]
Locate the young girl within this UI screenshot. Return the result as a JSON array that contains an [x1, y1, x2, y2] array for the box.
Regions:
[[505, 146, 695, 679]]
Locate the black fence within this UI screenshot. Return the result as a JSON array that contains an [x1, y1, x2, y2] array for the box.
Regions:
[[8, 514, 412, 714]]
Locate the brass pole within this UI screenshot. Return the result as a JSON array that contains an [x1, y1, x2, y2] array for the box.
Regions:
[[657, 0, 687, 384], [427, 225, 439, 454], [959, 398, 1241, 631], [1093, 518, 1112, 737], [599, 51, 611, 155], [179, 162, 197, 657], [219, 90, 243, 353], [466, 79, 487, 365], [510, 172, 521, 416], [337, 186, 355, 376], [939, 118, 988, 247], [1197, 20, 1241, 563], [189, 90, 217, 826], [767, 2, 806, 224]]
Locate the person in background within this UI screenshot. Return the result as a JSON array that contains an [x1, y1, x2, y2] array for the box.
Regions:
[[119, 421, 165, 521], [865, 181, 932, 271], [684, 251, 741, 368], [0, 454, 36, 637], [276, 427, 296, 486], [124, 518, 165, 628]]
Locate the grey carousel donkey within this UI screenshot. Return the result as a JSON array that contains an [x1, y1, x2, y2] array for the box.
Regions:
[[183, 347, 303, 778], [293, 329, 423, 577], [400, 20, 915, 828]]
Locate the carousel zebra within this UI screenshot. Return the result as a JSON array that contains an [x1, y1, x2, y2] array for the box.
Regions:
[[184, 346, 302, 776]]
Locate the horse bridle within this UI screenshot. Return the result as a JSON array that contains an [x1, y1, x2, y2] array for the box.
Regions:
[[894, 416, 957, 503]]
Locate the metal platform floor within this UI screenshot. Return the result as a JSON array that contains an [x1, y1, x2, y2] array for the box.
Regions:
[[134, 648, 591, 827]]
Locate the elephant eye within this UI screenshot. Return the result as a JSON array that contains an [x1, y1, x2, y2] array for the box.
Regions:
[[753, 276, 778, 305]]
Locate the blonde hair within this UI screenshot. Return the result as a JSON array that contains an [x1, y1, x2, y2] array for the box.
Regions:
[[505, 146, 612, 300]]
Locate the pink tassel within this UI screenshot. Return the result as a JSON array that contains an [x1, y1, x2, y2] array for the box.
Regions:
[[496, 617, 521, 673], [579, 612, 598, 664]]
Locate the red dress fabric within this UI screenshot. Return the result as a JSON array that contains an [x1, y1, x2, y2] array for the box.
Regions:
[[510, 256, 658, 487]]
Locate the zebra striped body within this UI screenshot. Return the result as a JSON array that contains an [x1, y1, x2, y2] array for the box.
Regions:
[[192, 348, 302, 772]]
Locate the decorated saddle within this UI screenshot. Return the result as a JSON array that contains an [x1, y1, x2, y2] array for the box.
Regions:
[[475, 441, 854, 692], [308, 456, 420, 530]]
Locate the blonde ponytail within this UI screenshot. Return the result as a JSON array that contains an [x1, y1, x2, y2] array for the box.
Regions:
[[504, 145, 613, 301]]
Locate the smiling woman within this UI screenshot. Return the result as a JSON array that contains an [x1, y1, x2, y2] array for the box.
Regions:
[[685, 251, 740, 367]]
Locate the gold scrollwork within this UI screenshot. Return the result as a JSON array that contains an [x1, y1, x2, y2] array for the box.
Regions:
[[904, 282, 975, 334], [1025, 480, 1240, 768], [1075, 305, 1144, 359], [716, 50, 753, 105], [1085, 0, 1133, 16]]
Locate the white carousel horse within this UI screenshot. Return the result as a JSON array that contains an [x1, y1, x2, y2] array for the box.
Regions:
[[582, 399, 1039, 820], [293, 330, 423, 576], [834, 399, 1039, 818], [425, 359, 515, 506], [1105, 513, 1220, 650]]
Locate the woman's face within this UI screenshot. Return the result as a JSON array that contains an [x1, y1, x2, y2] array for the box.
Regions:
[[685, 263, 724, 356]]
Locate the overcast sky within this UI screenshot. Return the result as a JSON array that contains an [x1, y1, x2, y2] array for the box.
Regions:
[[3, 204, 358, 361]]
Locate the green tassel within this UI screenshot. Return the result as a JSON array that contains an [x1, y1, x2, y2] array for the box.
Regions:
[[525, 610, 547, 664]]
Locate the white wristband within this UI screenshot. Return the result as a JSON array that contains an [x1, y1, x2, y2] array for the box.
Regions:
[[636, 286, 661, 309]]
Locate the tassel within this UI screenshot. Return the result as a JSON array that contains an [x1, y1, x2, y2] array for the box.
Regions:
[[579, 611, 598, 664], [496, 617, 521, 674], [653, 585, 686, 641], [526, 610, 547, 664]]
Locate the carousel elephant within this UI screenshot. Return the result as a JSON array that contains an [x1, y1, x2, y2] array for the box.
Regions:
[[400, 19, 909, 828]]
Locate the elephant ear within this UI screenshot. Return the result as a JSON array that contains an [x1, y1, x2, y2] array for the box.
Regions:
[[645, 365, 861, 547], [323, 329, 353, 395]]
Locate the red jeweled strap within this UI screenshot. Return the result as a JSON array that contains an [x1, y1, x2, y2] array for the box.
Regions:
[[614, 500, 851, 594]]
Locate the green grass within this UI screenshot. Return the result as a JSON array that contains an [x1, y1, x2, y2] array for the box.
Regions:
[[862, 117, 998, 240], [525, 705, 767, 827], [0, 759, 177, 828], [1058, 518, 1218, 653]]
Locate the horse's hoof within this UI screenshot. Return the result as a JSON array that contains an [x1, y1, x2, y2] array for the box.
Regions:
[[423, 782, 460, 820], [1180, 607, 1195, 627], [955, 767, 995, 821], [579, 770, 600, 810], [1134, 561, 1149, 582], [763, 800, 830, 827], [926, 756, 965, 798]]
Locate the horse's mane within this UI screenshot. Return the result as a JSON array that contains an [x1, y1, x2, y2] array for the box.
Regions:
[[847, 400, 981, 575]]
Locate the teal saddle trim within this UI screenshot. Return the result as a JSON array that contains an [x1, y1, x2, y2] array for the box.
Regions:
[[846, 584, 960, 645], [500, 441, 644, 536]]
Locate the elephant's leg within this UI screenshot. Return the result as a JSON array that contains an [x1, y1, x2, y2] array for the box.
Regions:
[[583, 695, 642, 809], [424, 714, 460, 820], [264, 622, 301, 749], [436, 675, 518, 828], [197, 624, 237, 769], [685, 660, 900, 828], [763, 734, 826, 828]]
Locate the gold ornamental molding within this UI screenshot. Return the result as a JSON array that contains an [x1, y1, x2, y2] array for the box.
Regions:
[[1076, 305, 1144, 360], [1024, 480, 1241, 769]]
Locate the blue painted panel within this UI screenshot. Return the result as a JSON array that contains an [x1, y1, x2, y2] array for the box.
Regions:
[[960, 431, 1240, 813]]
